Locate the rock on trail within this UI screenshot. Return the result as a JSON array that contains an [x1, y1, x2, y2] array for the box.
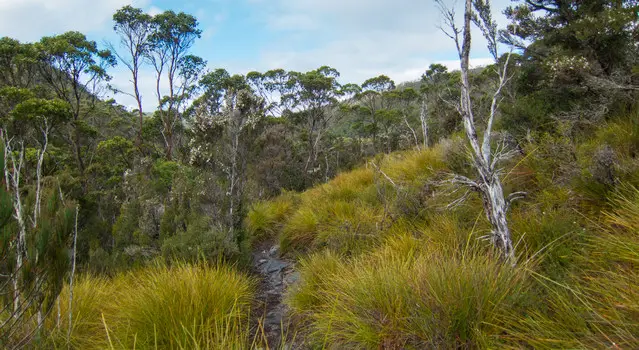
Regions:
[[252, 242, 300, 348]]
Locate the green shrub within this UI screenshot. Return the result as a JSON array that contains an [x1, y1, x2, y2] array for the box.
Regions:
[[161, 216, 241, 263]]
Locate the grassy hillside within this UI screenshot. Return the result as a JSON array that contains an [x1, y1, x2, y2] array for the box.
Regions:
[[246, 114, 639, 348]]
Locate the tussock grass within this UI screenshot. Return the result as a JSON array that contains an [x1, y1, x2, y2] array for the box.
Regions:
[[249, 130, 639, 349], [289, 235, 531, 349], [245, 191, 299, 240], [247, 147, 449, 255], [44, 262, 255, 349]]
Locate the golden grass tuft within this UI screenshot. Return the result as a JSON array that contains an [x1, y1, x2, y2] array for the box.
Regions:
[[44, 262, 255, 349], [288, 235, 530, 349]]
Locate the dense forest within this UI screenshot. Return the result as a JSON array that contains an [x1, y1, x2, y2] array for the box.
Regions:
[[1, 0, 638, 348]]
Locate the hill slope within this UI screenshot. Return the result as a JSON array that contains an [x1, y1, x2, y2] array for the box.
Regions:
[[246, 116, 639, 348]]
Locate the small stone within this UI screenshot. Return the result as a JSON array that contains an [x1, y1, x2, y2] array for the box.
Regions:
[[266, 259, 288, 273], [257, 258, 267, 265], [284, 271, 301, 285], [268, 245, 280, 256]]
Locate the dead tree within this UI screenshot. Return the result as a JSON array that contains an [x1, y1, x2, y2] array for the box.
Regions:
[[419, 98, 429, 148], [437, 0, 525, 263]]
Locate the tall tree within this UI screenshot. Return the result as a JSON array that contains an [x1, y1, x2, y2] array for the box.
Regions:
[[112, 6, 153, 146], [191, 69, 265, 234], [0, 38, 37, 89], [0, 92, 73, 344], [504, 0, 639, 75], [37, 32, 115, 177], [280, 66, 343, 179], [357, 75, 395, 151], [146, 10, 202, 160]]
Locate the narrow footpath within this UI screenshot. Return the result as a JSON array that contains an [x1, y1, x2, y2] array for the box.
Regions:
[[252, 242, 300, 348]]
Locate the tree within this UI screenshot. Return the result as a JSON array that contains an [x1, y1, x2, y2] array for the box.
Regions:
[[246, 69, 289, 117], [281, 66, 343, 180], [420, 63, 457, 147], [357, 75, 395, 151], [386, 87, 421, 149], [503, 0, 638, 76], [37, 32, 116, 178], [438, 0, 525, 263], [191, 69, 265, 234], [146, 10, 202, 160], [0, 38, 37, 89], [112, 6, 153, 146], [0, 94, 74, 345]]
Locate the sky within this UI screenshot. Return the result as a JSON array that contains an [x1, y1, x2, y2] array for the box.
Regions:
[[0, 0, 513, 110]]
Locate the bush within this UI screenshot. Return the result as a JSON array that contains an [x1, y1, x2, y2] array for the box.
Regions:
[[161, 216, 242, 263]]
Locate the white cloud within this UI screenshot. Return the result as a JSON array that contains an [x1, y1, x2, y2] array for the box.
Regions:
[[0, 0, 150, 42], [250, 0, 512, 85], [147, 5, 163, 16]]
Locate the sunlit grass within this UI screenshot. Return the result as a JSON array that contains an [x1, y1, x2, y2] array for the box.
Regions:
[[44, 262, 255, 349]]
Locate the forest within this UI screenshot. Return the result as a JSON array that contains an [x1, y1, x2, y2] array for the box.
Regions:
[[0, 0, 638, 348]]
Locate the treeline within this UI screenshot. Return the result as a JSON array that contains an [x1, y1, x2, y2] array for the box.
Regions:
[[1, 0, 638, 345]]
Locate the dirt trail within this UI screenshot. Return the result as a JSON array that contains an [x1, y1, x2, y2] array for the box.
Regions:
[[252, 241, 300, 348]]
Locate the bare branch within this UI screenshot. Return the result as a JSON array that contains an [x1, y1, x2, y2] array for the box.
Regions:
[[506, 191, 527, 212], [369, 160, 398, 188]]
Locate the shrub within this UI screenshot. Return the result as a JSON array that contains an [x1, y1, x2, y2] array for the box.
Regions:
[[161, 216, 241, 263]]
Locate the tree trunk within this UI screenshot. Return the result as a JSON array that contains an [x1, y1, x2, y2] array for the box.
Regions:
[[420, 98, 429, 148]]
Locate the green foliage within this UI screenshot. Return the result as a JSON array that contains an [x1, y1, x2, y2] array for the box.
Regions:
[[161, 217, 240, 263], [150, 159, 179, 193]]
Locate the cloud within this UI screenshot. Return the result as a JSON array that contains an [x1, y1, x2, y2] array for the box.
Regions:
[[147, 5, 163, 16], [249, 0, 512, 85], [0, 0, 151, 42]]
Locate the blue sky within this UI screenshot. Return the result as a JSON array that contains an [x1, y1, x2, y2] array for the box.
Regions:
[[0, 0, 511, 109]]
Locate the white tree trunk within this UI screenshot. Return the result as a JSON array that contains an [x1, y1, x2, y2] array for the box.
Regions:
[[420, 99, 429, 149], [439, 0, 519, 263], [3, 137, 27, 315], [403, 114, 420, 150]]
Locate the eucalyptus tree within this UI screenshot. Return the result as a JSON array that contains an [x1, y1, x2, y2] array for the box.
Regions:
[[191, 69, 265, 233], [37, 31, 116, 176], [0, 38, 38, 89], [146, 10, 202, 160], [437, 0, 525, 263], [0, 90, 74, 344], [357, 75, 395, 151], [112, 6, 153, 145], [246, 69, 289, 117], [386, 87, 421, 149], [280, 66, 343, 179]]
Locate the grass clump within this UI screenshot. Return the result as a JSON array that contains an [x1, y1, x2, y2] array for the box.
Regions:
[[289, 235, 530, 349], [253, 146, 448, 255], [44, 262, 255, 349], [245, 191, 299, 240]]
